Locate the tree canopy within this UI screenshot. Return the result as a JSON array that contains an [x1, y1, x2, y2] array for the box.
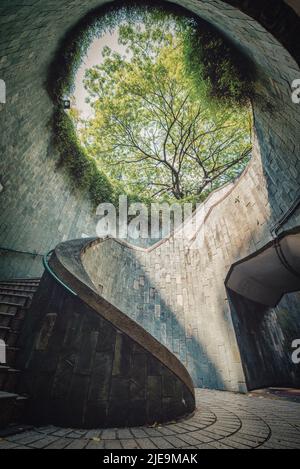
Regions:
[[72, 10, 252, 204]]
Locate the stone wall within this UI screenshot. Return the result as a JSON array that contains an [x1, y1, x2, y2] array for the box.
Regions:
[[82, 126, 300, 392], [0, 1, 300, 392], [18, 271, 195, 428], [229, 290, 300, 390], [0, 0, 300, 279]]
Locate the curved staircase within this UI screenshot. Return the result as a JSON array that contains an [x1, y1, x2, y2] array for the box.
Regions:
[[0, 278, 40, 429], [1, 238, 195, 429]]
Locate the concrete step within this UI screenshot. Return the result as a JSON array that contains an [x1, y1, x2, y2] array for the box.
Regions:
[[0, 327, 21, 347], [0, 294, 29, 307], [0, 277, 40, 282], [0, 391, 19, 429], [0, 302, 29, 313], [0, 392, 30, 429], [5, 330, 20, 347], [0, 280, 40, 288], [0, 313, 25, 330], [0, 287, 36, 296], [0, 277, 38, 428], [6, 347, 19, 367], [0, 326, 10, 341], [0, 303, 18, 314], [0, 312, 15, 327], [0, 366, 21, 393]]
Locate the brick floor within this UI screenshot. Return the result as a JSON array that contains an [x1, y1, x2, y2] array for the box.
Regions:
[[1, 389, 299, 450]]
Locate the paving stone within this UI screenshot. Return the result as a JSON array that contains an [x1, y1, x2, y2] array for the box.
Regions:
[[84, 430, 102, 440], [153, 426, 176, 436], [104, 440, 122, 449], [120, 439, 140, 449], [65, 439, 87, 449], [6, 431, 44, 444], [144, 427, 165, 437], [187, 431, 215, 444], [177, 433, 206, 446], [150, 437, 175, 449], [162, 435, 187, 448], [199, 441, 234, 449], [1, 389, 300, 449], [85, 440, 105, 449], [136, 438, 157, 449], [101, 429, 117, 440], [29, 436, 60, 449], [52, 429, 73, 438], [0, 440, 19, 449], [117, 429, 132, 439], [46, 438, 71, 449], [1, 1, 300, 424], [131, 428, 149, 438], [67, 432, 86, 439]]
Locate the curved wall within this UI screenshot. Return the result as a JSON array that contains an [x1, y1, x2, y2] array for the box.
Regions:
[[0, 0, 299, 279], [18, 269, 194, 428], [0, 1, 300, 391], [83, 129, 300, 391]]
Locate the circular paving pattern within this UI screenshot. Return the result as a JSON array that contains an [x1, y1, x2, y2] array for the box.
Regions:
[[1, 389, 300, 449]]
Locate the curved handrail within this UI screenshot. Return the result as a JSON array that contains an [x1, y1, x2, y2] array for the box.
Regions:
[[43, 250, 78, 297], [47, 237, 195, 399], [0, 246, 44, 257]]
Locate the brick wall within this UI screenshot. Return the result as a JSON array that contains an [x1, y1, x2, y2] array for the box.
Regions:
[[18, 271, 195, 428], [0, 0, 300, 279], [0, 1, 300, 392]]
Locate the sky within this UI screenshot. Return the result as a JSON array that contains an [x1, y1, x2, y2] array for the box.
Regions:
[[74, 30, 127, 119]]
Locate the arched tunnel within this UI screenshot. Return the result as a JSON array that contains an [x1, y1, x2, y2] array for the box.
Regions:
[[0, 0, 300, 444]]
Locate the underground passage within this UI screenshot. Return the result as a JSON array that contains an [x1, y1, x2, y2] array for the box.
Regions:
[[0, 0, 300, 451]]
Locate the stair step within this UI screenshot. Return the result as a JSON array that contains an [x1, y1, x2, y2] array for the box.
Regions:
[[0, 366, 21, 393], [0, 392, 30, 430], [0, 326, 10, 341], [0, 277, 39, 426], [0, 424, 33, 438], [0, 285, 39, 292], [0, 294, 29, 307], [6, 347, 20, 367], [0, 280, 40, 287], [0, 303, 18, 314], [0, 328, 20, 347], [5, 330, 20, 347], [0, 278, 40, 282], [0, 391, 19, 429], [0, 312, 15, 327], [10, 316, 25, 332], [0, 287, 36, 296], [0, 301, 29, 311]]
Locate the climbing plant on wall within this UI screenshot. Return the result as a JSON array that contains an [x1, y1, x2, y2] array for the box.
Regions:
[[48, 1, 255, 207]]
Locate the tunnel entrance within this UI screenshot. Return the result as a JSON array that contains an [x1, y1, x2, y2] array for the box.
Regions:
[[226, 228, 300, 307], [227, 227, 300, 390]]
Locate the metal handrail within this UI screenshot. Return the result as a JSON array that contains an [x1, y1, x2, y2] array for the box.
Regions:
[[43, 250, 78, 297], [0, 246, 44, 257]]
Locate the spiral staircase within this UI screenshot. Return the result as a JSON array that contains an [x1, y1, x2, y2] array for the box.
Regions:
[[0, 278, 40, 429], [0, 238, 195, 430]]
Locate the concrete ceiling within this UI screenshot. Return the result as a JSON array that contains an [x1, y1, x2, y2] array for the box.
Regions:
[[226, 232, 300, 306]]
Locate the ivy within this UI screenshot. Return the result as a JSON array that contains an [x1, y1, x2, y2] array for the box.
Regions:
[[182, 19, 255, 106], [47, 1, 255, 208]]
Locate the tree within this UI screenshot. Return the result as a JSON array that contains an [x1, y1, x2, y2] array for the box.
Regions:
[[77, 12, 252, 203]]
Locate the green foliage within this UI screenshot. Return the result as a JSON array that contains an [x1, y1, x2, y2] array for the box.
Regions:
[[182, 20, 255, 106], [48, 1, 255, 206], [53, 109, 115, 205], [78, 12, 252, 203]]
